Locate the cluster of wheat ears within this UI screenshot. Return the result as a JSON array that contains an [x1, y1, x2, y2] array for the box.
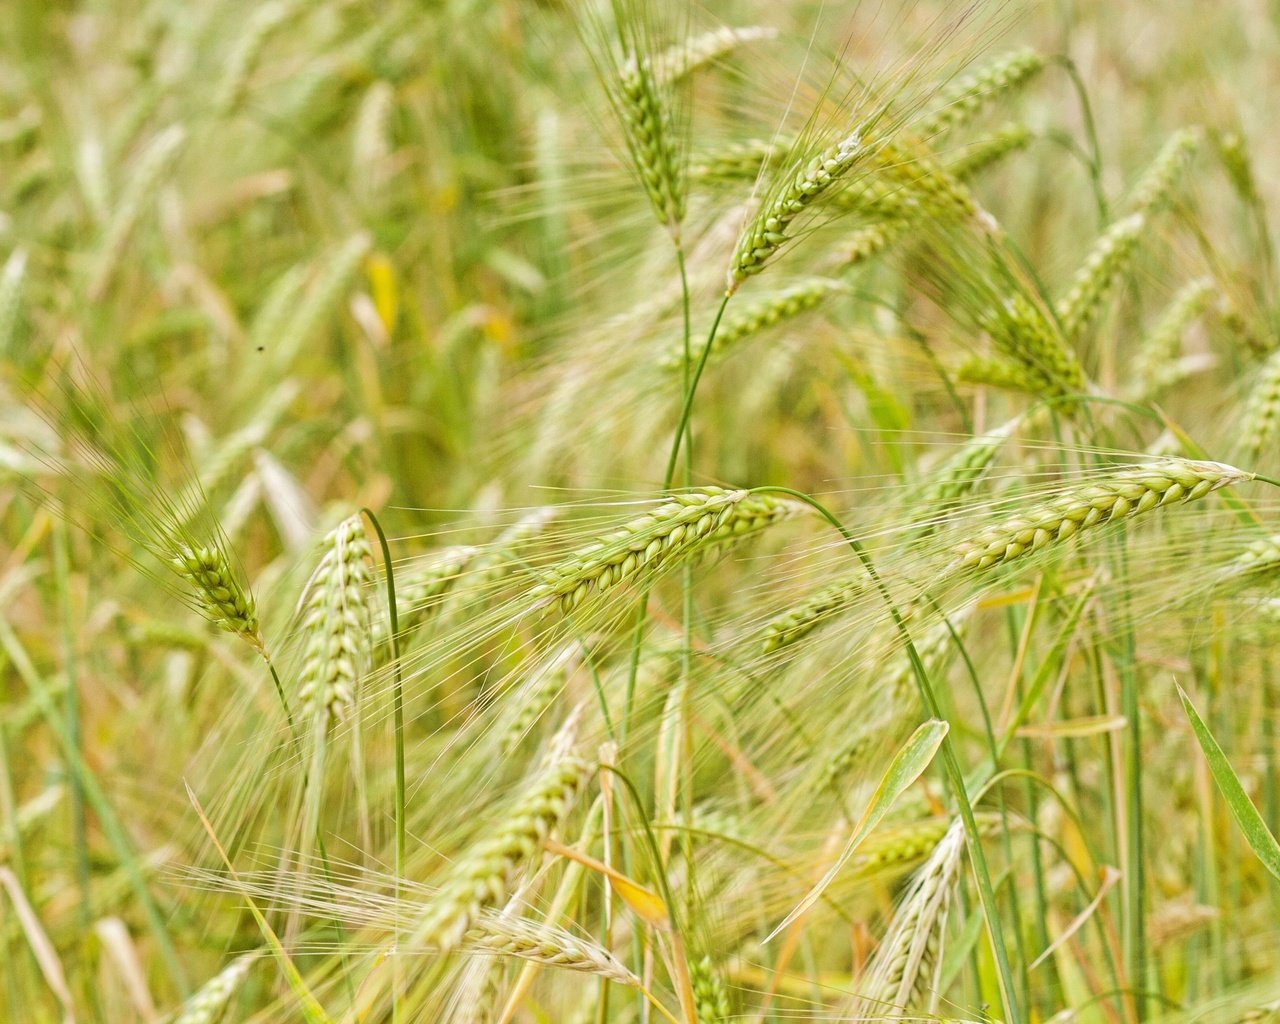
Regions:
[[5, 1, 1280, 1022]]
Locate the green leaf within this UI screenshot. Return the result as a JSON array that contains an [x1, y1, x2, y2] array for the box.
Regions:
[[765, 719, 949, 940], [1177, 683, 1280, 883]]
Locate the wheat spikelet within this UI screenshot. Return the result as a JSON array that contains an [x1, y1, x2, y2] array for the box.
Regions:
[[690, 955, 732, 1022], [948, 459, 1251, 576], [88, 125, 186, 299], [453, 956, 502, 1024], [1125, 127, 1200, 215], [915, 48, 1046, 138], [1055, 212, 1145, 343], [1225, 534, 1280, 583], [247, 263, 309, 354], [729, 127, 865, 288], [653, 25, 776, 83], [0, 247, 28, 355], [616, 52, 685, 233], [412, 746, 589, 951], [760, 574, 866, 654], [174, 954, 254, 1024], [466, 506, 562, 591], [464, 914, 638, 985], [658, 278, 845, 373], [214, 0, 297, 114], [296, 514, 374, 724], [1243, 347, 1280, 458], [1132, 277, 1216, 399], [535, 489, 802, 614], [945, 122, 1033, 179], [853, 818, 965, 1015], [955, 355, 1038, 393], [171, 543, 263, 653]]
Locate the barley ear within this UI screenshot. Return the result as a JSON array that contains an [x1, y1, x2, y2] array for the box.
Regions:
[[296, 514, 375, 724]]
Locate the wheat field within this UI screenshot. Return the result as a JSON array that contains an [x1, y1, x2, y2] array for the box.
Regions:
[[3, 1, 1280, 1022]]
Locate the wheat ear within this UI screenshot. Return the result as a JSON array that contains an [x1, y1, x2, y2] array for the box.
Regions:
[[174, 954, 254, 1024], [412, 742, 589, 951], [171, 543, 263, 654], [296, 514, 375, 724], [729, 128, 865, 288], [854, 818, 965, 1015], [948, 459, 1251, 576], [535, 489, 802, 614]]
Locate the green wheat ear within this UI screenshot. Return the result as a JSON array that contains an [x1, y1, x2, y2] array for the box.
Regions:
[[171, 543, 263, 653]]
